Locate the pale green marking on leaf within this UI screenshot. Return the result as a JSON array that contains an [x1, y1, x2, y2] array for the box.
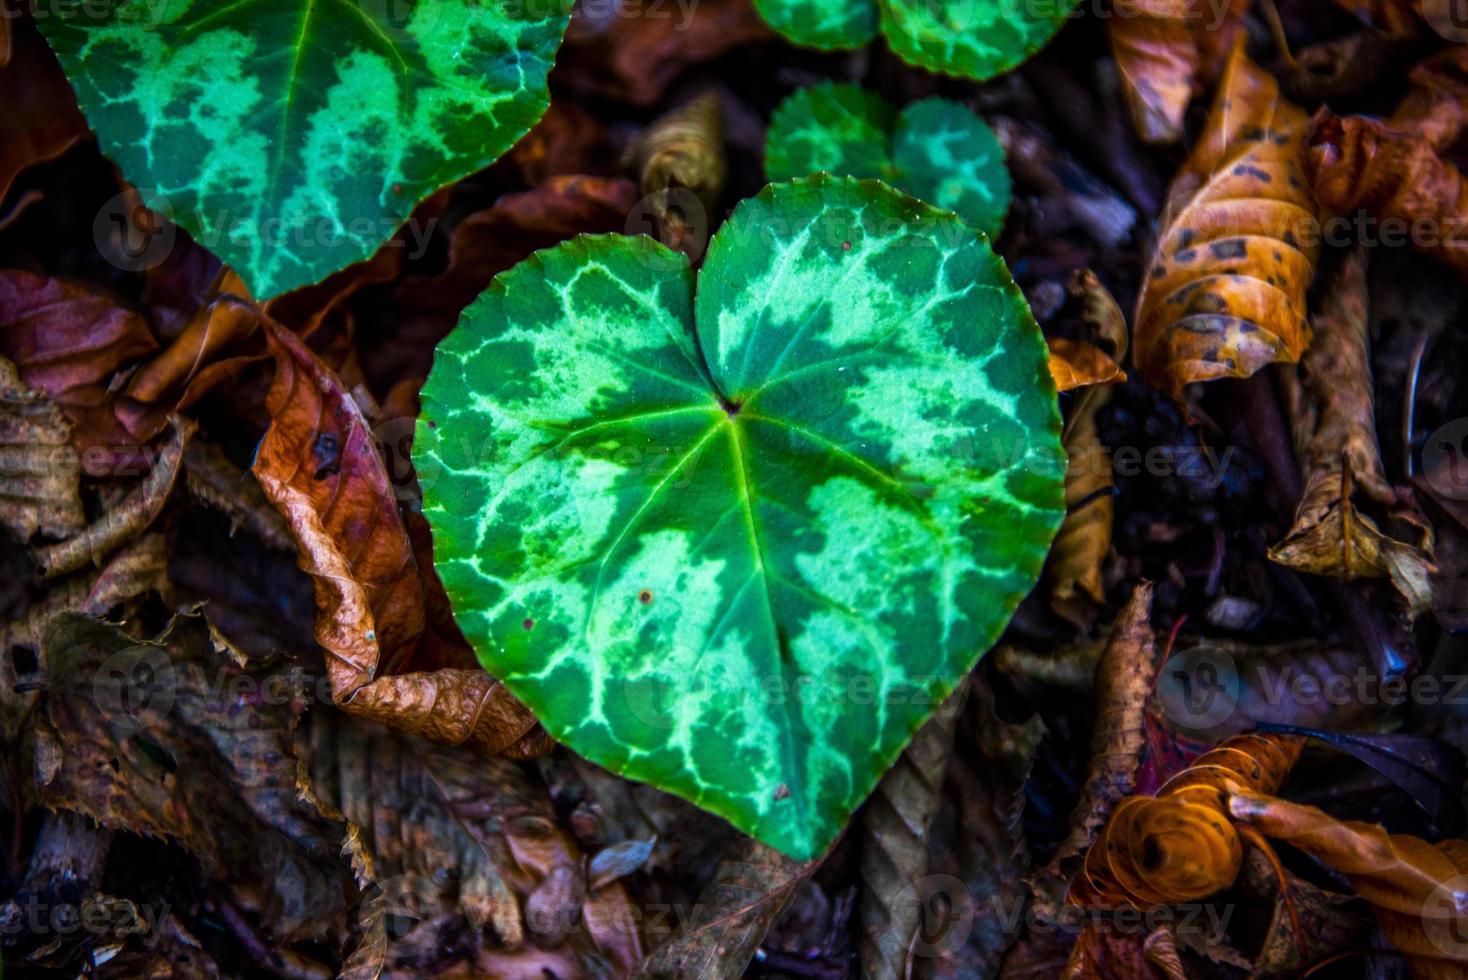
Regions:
[[417, 175, 1064, 860], [766, 84, 1010, 236], [753, 0, 878, 49], [37, 0, 569, 299], [753, 0, 1076, 79]]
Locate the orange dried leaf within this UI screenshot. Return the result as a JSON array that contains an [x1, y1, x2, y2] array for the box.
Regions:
[[1134, 43, 1319, 402], [251, 319, 544, 755], [1230, 790, 1468, 978], [1071, 732, 1303, 907], [1048, 338, 1127, 392]]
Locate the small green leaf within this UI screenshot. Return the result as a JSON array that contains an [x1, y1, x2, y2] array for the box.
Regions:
[[767, 84, 1011, 237], [37, 0, 570, 299], [752, 0, 878, 49], [752, 0, 1076, 79], [416, 175, 1064, 860]]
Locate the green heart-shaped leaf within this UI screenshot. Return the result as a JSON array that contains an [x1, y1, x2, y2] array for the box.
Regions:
[[767, 83, 1011, 237], [416, 175, 1064, 859], [752, 0, 1076, 79], [37, 0, 569, 299]]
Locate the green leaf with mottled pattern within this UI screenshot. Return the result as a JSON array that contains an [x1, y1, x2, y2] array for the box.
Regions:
[[416, 175, 1064, 860], [753, 0, 1077, 79], [36, 0, 570, 299], [766, 83, 1011, 237]]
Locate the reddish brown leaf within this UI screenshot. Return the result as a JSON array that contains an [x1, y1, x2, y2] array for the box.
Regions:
[[1133, 42, 1319, 402], [0, 16, 87, 203], [1391, 45, 1468, 151], [1329, 0, 1428, 37], [250, 318, 543, 754], [506, 100, 620, 184], [559, 0, 770, 106], [0, 270, 159, 471]]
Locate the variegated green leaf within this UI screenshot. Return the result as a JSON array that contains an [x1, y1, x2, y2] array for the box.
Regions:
[[416, 175, 1064, 860], [752, 0, 1076, 80], [766, 83, 1011, 237], [36, 0, 569, 299]]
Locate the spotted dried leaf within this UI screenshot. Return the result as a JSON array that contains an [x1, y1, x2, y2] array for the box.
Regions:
[[1133, 43, 1319, 402]]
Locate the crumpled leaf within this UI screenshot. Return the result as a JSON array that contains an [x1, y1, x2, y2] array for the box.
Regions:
[[633, 836, 817, 979], [1306, 109, 1468, 279], [0, 270, 160, 470], [859, 679, 968, 980], [1034, 581, 1158, 919], [1072, 732, 1302, 907], [1133, 42, 1319, 402], [920, 678, 1045, 979], [1106, 0, 1250, 145], [1241, 849, 1371, 975], [1268, 246, 1435, 613], [298, 709, 643, 980], [33, 416, 192, 578], [1230, 789, 1468, 978], [1391, 45, 1468, 151], [636, 91, 727, 258], [1048, 339, 1126, 393], [181, 438, 293, 553], [250, 317, 544, 754], [561, 0, 771, 106], [35, 612, 347, 940], [0, 15, 87, 203], [1047, 272, 1130, 627], [588, 837, 658, 890], [0, 354, 84, 542]]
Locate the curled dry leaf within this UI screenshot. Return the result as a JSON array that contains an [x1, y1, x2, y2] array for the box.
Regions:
[[1230, 789, 1468, 978], [35, 612, 347, 940], [858, 678, 968, 980], [633, 836, 817, 980], [32, 416, 193, 578], [299, 710, 643, 979], [250, 319, 544, 754], [1268, 246, 1435, 613], [0, 354, 84, 541], [1047, 271, 1130, 626], [1106, 0, 1250, 145], [1240, 848, 1371, 974], [1306, 110, 1468, 279], [1071, 733, 1302, 907], [1133, 42, 1319, 402], [634, 91, 727, 257], [0, 270, 160, 469], [1030, 583, 1156, 920], [1391, 45, 1468, 151]]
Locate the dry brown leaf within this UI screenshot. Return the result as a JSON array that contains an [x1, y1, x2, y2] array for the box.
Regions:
[[560, 0, 770, 106], [299, 710, 642, 979], [506, 100, 620, 184], [1133, 42, 1319, 402], [33, 416, 193, 578], [181, 438, 294, 552], [1306, 110, 1468, 279], [1229, 789, 1468, 978], [1268, 246, 1435, 612], [1106, 0, 1250, 145], [1029, 583, 1157, 921], [250, 319, 544, 754], [0, 354, 84, 542], [35, 612, 347, 940], [1072, 733, 1302, 908], [1060, 922, 1156, 979], [859, 679, 968, 980], [633, 836, 817, 979], [1240, 848, 1371, 974], [1391, 45, 1468, 151], [1329, 0, 1428, 37], [1047, 272, 1130, 626], [635, 90, 726, 258]]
